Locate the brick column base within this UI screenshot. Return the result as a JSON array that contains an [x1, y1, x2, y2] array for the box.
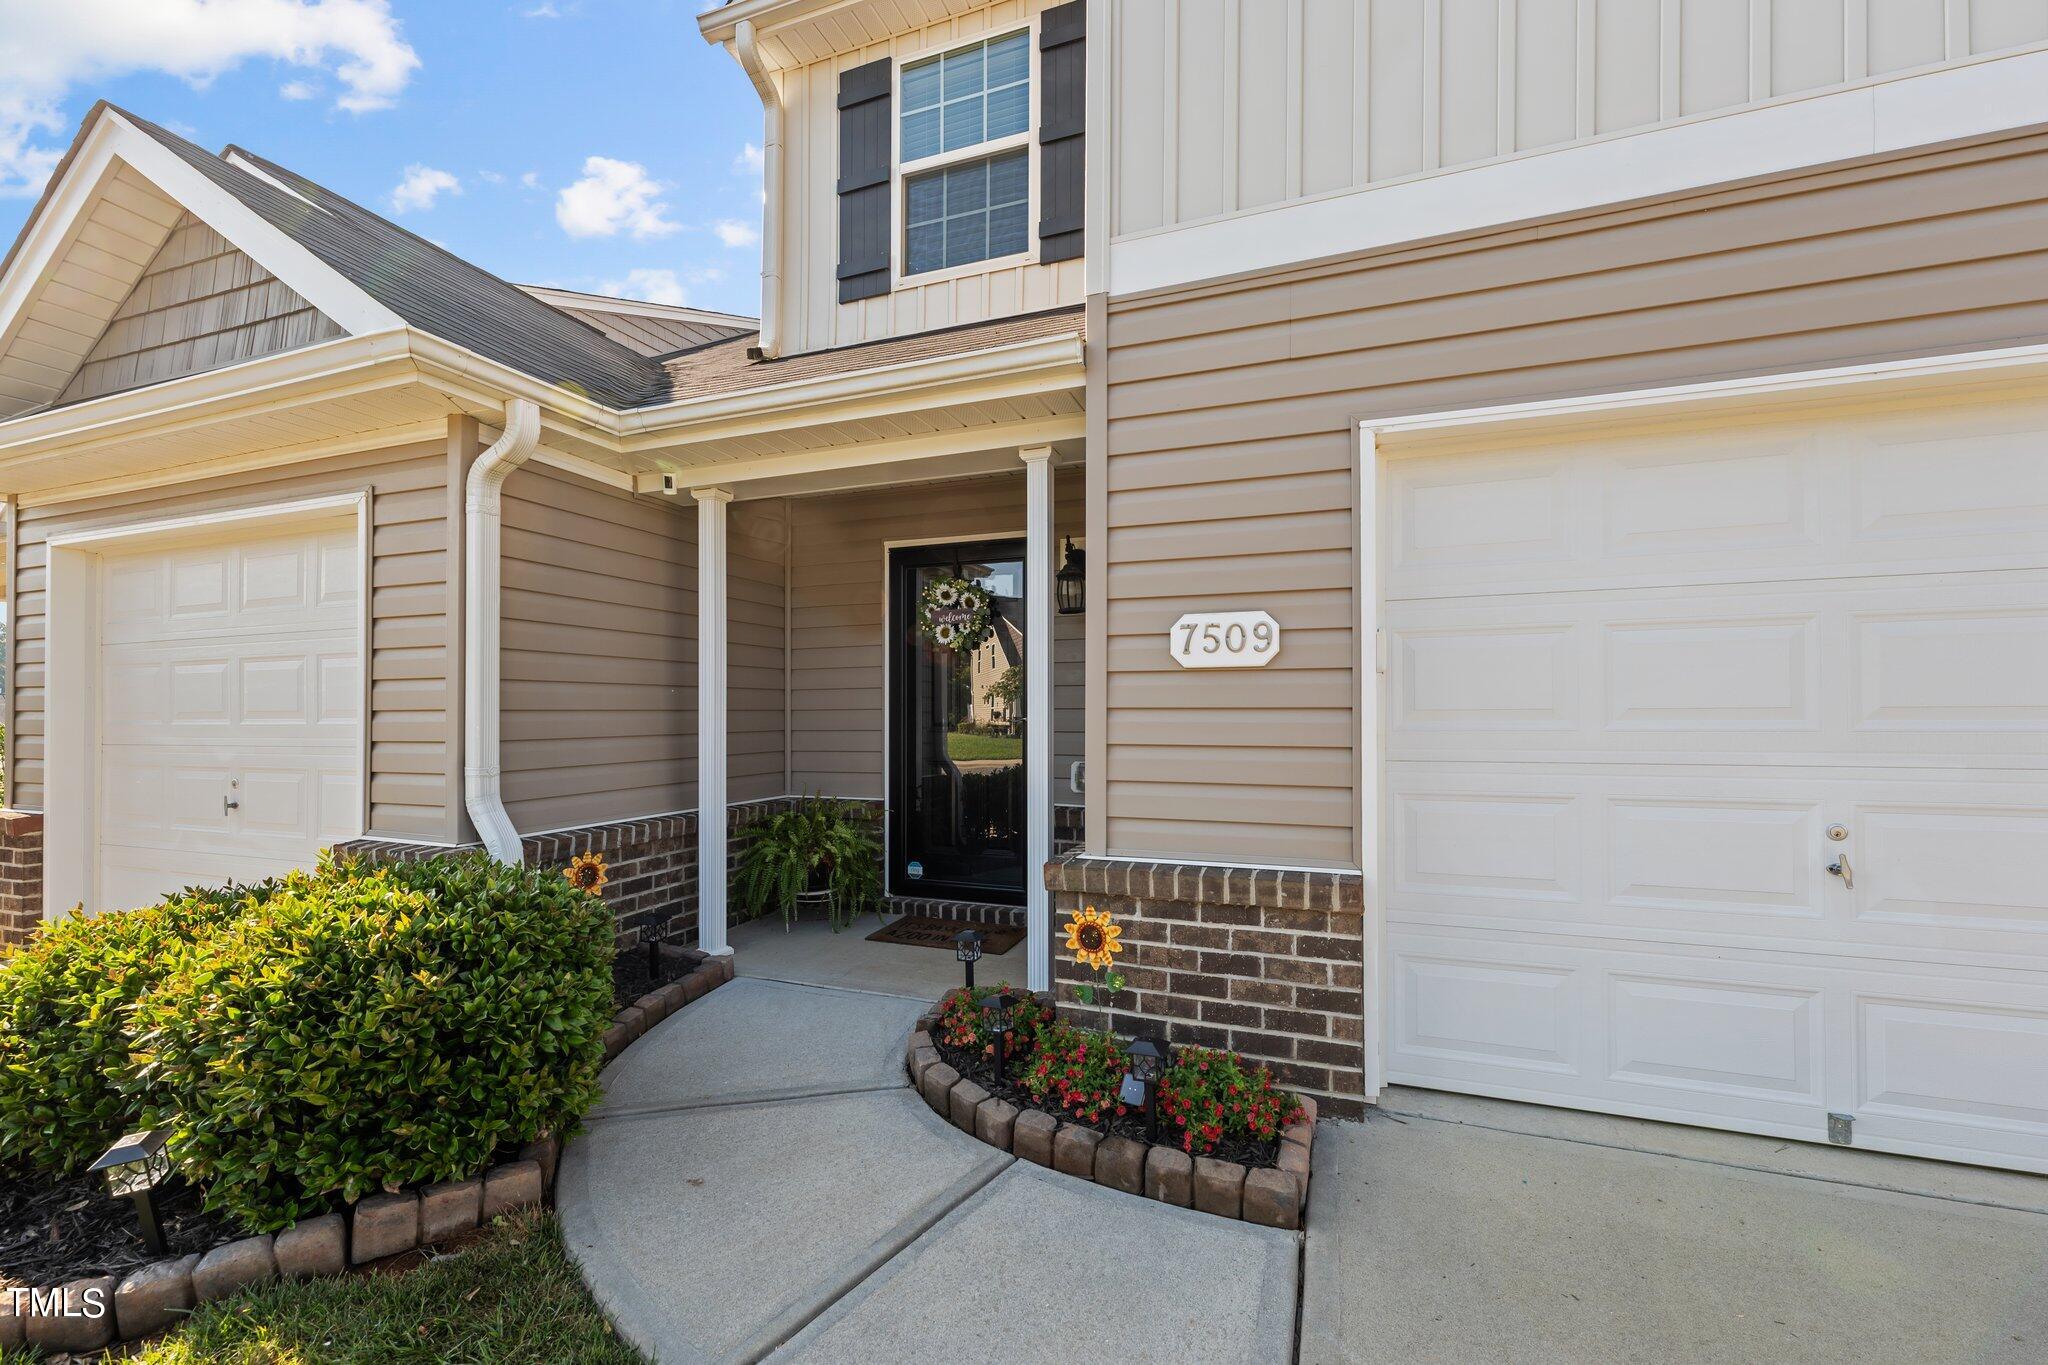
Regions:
[[1044, 853, 1366, 1119], [0, 810, 45, 952]]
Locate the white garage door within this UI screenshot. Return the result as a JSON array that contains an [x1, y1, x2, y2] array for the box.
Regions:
[[1380, 397, 2048, 1173], [95, 523, 362, 912]]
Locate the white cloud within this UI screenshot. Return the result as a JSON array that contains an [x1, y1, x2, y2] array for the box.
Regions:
[[599, 268, 688, 307], [278, 79, 317, 100], [555, 156, 677, 239], [476, 168, 505, 184], [713, 218, 759, 249], [519, 170, 542, 189], [732, 142, 763, 176], [0, 0, 420, 196], [521, 1, 561, 15], [388, 163, 458, 213]]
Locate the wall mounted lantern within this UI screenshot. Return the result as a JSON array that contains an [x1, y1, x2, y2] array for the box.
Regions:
[[1056, 538, 1086, 614]]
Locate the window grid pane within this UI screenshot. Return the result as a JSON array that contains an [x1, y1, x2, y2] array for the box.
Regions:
[[903, 148, 1028, 277], [901, 30, 1029, 164]]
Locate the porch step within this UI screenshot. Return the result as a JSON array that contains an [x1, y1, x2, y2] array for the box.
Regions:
[[884, 895, 1023, 929]]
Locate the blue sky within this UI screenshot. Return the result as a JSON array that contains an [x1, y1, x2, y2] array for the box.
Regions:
[[0, 1, 768, 318]]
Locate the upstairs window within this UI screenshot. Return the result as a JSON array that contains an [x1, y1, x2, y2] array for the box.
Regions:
[[899, 29, 1031, 277]]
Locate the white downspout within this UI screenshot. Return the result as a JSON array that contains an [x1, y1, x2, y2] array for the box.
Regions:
[[464, 398, 542, 863], [734, 18, 782, 360]]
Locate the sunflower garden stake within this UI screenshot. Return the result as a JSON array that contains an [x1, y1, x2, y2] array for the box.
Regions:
[[1064, 905, 1125, 1034], [565, 851, 608, 896]]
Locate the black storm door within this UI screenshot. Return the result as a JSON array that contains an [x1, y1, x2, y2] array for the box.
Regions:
[[888, 540, 1028, 905]]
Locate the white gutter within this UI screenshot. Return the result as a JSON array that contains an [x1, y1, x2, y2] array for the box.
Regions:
[[463, 398, 541, 863], [733, 19, 783, 360]]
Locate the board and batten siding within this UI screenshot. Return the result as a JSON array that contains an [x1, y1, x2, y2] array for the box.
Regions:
[[1111, 0, 2048, 237], [497, 468, 789, 834], [770, 0, 1083, 356], [787, 470, 1084, 804], [58, 213, 344, 406], [1102, 123, 2048, 868], [8, 435, 460, 843]]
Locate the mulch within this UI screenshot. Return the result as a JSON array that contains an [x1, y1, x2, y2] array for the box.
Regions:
[[611, 937, 698, 1010], [932, 1036, 1285, 1169], [868, 915, 1026, 955], [0, 1168, 240, 1292]]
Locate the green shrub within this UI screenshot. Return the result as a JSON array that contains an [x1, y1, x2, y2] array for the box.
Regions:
[[0, 892, 241, 1176], [1019, 1020, 1133, 1127], [133, 855, 614, 1231]]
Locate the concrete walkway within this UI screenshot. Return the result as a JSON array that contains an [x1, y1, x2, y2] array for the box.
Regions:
[[558, 964, 1297, 1364], [1302, 1087, 2048, 1365]]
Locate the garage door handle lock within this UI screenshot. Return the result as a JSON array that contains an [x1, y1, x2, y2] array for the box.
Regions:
[[1826, 855, 1852, 889], [223, 796, 240, 814]]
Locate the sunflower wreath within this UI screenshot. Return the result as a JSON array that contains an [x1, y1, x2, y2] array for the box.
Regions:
[[916, 576, 995, 652]]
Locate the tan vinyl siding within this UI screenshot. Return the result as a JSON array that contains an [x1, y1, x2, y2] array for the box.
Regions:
[[730, 499, 791, 803], [1102, 125, 2048, 868], [1112, 0, 2048, 237], [499, 466, 695, 832], [10, 437, 457, 841], [497, 468, 789, 834], [57, 214, 344, 406], [787, 469, 1084, 801]]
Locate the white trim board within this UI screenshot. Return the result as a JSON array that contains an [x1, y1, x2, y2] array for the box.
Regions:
[[1109, 43, 2048, 299]]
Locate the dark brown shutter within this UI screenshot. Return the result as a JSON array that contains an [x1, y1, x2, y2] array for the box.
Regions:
[[1037, 1, 1085, 263], [837, 57, 893, 303]]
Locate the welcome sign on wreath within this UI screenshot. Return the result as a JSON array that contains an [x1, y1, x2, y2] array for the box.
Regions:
[[918, 577, 994, 652]]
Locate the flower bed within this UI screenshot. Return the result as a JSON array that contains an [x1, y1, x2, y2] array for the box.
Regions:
[[905, 986, 1318, 1229]]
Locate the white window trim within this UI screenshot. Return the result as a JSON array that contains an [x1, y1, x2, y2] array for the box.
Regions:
[[891, 23, 1040, 287]]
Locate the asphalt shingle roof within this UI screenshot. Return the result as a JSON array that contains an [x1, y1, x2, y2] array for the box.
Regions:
[[119, 108, 676, 409]]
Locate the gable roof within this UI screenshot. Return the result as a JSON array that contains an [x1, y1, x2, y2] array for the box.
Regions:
[[104, 113, 675, 409], [517, 285, 756, 359]]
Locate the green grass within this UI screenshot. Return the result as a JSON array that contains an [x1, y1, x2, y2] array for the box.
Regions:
[[21, 1209, 641, 1365], [945, 730, 1020, 763]]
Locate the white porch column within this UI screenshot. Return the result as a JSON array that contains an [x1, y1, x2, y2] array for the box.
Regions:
[[694, 487, 734, 956], [1021, 446, 1055, 992]]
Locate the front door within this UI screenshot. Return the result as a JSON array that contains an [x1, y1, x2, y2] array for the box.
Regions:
[[889, 540, 1027, 905]]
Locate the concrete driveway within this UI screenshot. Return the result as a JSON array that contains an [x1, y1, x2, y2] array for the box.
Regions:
[[1303, 1088, 2048, 1365]]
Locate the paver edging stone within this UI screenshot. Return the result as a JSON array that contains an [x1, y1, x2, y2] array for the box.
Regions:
[[0, 951, 732, 1352], [903, 1003, 1317, 1229]]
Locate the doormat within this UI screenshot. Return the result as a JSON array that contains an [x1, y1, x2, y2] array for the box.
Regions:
[[867, 915, 1025, 955]]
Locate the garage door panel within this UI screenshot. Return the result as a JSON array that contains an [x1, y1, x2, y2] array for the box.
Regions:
[[1857, 998, 2048, 1145], [1387, 405, 2048, 601], [1388, 576, 2048, 759], [94, 523, 361, 912], [1857, 806, 2048, 934], [1380, 401, 2048, 1172], [1391, 766, 2048, 962], [1607, 974, 1823, 1105], [1853, 607, 2048, 732]]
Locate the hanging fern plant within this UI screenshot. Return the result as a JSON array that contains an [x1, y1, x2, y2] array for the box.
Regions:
[[917, 576, 994, 652]]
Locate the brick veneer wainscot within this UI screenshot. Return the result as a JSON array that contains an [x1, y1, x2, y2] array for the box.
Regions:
[[0, 810, 43, 951], [1044, 853, 1366, 1120]]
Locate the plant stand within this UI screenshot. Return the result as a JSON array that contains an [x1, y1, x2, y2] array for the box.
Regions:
[[789, 889, 835, 931]]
